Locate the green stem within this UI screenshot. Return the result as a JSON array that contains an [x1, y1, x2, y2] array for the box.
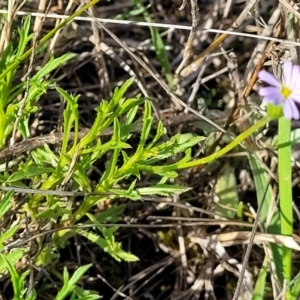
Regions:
[[278, 116, 292, 284], [178, 116, 270, 169]]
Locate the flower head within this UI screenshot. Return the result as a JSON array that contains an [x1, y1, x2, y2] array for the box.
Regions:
[[258, 61, 300, 119]]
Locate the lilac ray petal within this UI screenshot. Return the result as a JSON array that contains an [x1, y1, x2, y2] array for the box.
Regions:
[[283, 61, 293, 85], [283, 100, 293, 119], [273, 94, 284, 105], [293, 106, 300, 120], [258, 86, 280, 96], [262, 93, 283, 105], [258, 70, 280, 87], [292, 87, 300, 94], [287, 99, 300, 119], [260, 89, 283, 104], [290, 93, 300, 103], [290, 64, 300, 89]]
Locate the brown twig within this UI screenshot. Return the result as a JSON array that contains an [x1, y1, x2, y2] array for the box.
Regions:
[[0, 114, 202, 161]]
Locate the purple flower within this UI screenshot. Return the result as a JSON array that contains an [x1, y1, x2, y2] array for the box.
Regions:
[[258, 61, 300, 119]]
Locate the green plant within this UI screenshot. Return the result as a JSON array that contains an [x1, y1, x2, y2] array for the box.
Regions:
[[2, 1, 300, 299]]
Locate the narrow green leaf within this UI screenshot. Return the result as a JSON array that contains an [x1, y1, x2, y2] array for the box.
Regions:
[[55, 268, 72, 300], [109, 188, 141, 200], [68, 265, 91, 287], [76, 228, 138, 262], [78, 105, 107, 147], [0, 223, 19, 248], [80, 141, 131, 154], [291, 128, 300, 147], [7, 167, 54, 182], [137, 101, 153, 152], [143, 134, 205, 162], [1, 254, 22, 299], [214, 165, 239, 220], [16, 15, 32, 59], [113, 118, 121, 142], [0, 191, 13, 219], [100, 147, 121, 186], [249, 156, 283, 284], [114, 249, 140, 262], [252, 255, 268, 300], [56, 87, 79, 155], [138, 184, 191, 196], [84, 205, 125, 224], [32, 53, 76, 80], [291, 275, 300, 299], [145, 121, 164, 149], [63, 267, 69, 283], [0, 43, 13, 71], [112, 77, 135, 103], [127, 180, 137, 194], [0, 249, 27, 274], [72, 288, 100, 300], [125, 104, 139, 125], [72, 164, 91, 191]]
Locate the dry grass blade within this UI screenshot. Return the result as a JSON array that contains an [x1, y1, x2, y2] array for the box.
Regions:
[[175, 0, 200, 75], [191, 235, 253, 299], [0, 0, 26, 53], [177, 0, 258, 79], [217, 231, 300, 251], [10, 1, 51, 147]]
